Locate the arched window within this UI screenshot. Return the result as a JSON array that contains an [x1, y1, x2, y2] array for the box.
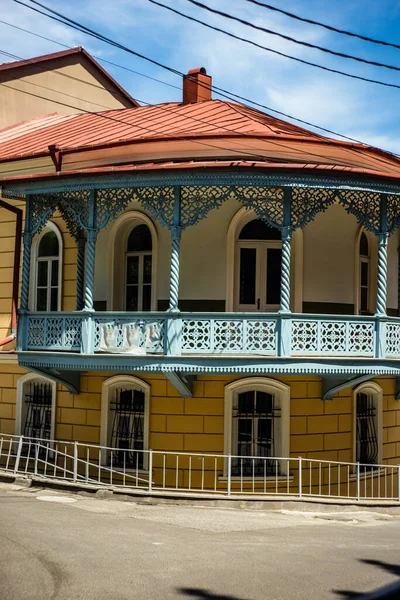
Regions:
[[359, 231, 370, 315], [125, 223, 153, 311], [353, 382, 382, 466], [31, 222, 63, 311], [101, 376, 150, 468], [16, 373, 56, 441], [235, 218, 282, 311], [224, 378, 290, 475], [108, 212, 157, 311]]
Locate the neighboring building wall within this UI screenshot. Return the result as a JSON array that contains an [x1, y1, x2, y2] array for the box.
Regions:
[[0, 53, 134, 130]]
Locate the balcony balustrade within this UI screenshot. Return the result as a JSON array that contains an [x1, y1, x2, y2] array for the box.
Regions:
[[17, 311, 400, 360]]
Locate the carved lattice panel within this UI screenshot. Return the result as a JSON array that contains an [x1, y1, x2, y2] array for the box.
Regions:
[[181, 319, 211, 352], [64, 318, 82, 350], [133, 186, 175, 228], [291, 188, 336, 229], [386, 196, 400, 234], [386, 322, 400, 356], [45, 318, 65, 348], [347, 322, 375, 355], [291, 321, 318, 353], [236, 186, 284, 228], [213, 320, 243, 352], [181, 185, 233, 228], [30, 195, 59, 235], [27, 317, 46, 348], [245, 320, 276, 353], [320, 321, 347, 353], [337, 190, 381, 233], [96, 188, 134, 230]]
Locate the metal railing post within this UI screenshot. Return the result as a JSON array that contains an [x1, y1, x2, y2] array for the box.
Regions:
[[298, 456, 302, 498], [397, 466, 400, 502], [73, 441, 78, 482], [356, 462, 360, 501], [148, 449, 153, 492], [13, 435, 23, 474], [227, 455, 232, 497]]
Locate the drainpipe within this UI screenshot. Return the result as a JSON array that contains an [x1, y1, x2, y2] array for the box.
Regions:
[[0, 198, 23, 346]]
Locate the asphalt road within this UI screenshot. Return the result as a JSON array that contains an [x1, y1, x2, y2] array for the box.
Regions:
[[0, 483, 399, 600]]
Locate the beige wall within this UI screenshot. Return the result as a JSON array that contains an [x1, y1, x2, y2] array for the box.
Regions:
[[0, 53, 133, 130]]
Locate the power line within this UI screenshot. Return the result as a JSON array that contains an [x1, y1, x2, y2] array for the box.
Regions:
[[182, 0, 400, 73], [245, 0, 400, 52], [11, 0, 400, 160], [145, 0, 400, 92]]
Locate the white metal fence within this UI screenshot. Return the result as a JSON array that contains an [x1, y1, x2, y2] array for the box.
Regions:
[[1, 433, 399, 501]]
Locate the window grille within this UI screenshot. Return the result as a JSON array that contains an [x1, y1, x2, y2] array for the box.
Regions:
[[356, 393, 378, 464], [232, 390, 280, 475], [110, 388, 145, 468], [23, 382, 52, 440]]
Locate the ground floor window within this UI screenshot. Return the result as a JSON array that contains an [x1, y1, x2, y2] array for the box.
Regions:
[[16, 373, 56, 446], [354, 382, 382, 466], [101, 376, 150, 469], [224, 377, 290, 476]]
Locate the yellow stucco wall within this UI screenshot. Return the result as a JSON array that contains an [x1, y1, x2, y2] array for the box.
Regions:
[[1, 366, 399, 466]]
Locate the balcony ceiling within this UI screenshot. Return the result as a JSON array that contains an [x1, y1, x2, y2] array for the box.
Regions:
[[1, 100, 400, 183]]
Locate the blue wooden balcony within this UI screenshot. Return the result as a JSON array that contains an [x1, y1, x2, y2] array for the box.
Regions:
[[18, 310, 399, 360]]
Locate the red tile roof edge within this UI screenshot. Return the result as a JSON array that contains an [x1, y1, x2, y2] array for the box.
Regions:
[[1, 160, 399, 185], [0, 47, 139, 107]]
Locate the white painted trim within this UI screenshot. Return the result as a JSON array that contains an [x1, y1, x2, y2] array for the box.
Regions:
[[100, 375, 150, 466], [224, 377, 290, 475], [15, 372, 56, 440], [354, 227, 377, 315], [107, 211, 158, 311], [353, 381, 383, 465], [226, 207, 303, 312], [29, 221, 63, 311]]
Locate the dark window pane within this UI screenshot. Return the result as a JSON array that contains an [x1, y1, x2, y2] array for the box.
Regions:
[[238, 391, 255, 414], [126, 286, 138, 311], [239, 248, 256, 305], [51, 260, 59, 286], [50, 288, 58, 311], [266, 248, 282, 304], [258, 419, 272, 446], [142, 285, 151, 311], [239, 220, 281, 240], [38, 231, 59, 257], [127, 224, 152, 251], [133, 390, 145, 413], [238, 419, 252, 442], [361, 287, 368, 313], [143, 255, 152, 284], [256, 392, 273, 415], [361, 261, 368, 286], [37, 261, 48, 286], [356, 393, 378, 464], [360, 232, 369, 257], [126, 256, 139, 284], [36, 288, 47, 311]]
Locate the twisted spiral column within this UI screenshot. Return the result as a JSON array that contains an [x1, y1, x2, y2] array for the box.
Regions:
[[280, 227, 292, 313], [20, 232, 32, 311], [376, 233, 388, 316], [83, 229, 97, 312], [76, 237, 86, 311], [168, 227, 182, 312]]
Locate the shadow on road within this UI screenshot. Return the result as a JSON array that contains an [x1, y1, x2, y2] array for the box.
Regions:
[[177, 588, 253, 600], [334, 559, 400, 599]]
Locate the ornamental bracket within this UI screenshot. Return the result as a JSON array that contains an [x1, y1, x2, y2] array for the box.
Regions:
[[322, 374, 373, 401], [26, 365, 80, 395], [165, 372, 196, 398]]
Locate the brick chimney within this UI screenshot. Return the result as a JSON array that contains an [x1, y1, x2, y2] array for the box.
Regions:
[[182, 67, 212, 104]]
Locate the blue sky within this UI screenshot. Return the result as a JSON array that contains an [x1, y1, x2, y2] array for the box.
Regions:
[[1, 0, 400, 153]]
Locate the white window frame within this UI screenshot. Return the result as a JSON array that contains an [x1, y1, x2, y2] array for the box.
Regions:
[[226, 207, 303, 312], [30, 221, 63, 311], [101, 375, 150, 469], [354, 228, 377, 316], [224, 377, 290, 476], [353, 381, 383, 466], [15, 372, 56, 440], [107, 211, 158, 311]]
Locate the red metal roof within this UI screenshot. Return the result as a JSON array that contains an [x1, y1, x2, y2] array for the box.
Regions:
[[0, 47, 138, 107], [0, 98, 399, 181]]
